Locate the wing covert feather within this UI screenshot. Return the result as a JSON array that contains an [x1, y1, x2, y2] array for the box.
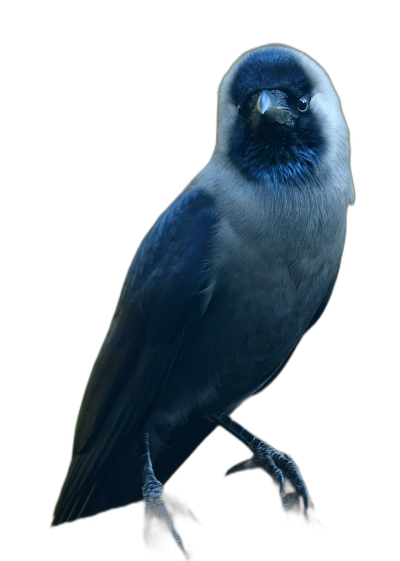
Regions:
[[53, 188, 218, 524]]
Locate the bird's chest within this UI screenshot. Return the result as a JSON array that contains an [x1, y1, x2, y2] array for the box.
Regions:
[[209, 188, 346, 365], [156, 187, 348, 421]]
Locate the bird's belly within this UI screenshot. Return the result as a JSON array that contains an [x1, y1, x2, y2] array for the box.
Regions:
[[153, 257, 335, 429]]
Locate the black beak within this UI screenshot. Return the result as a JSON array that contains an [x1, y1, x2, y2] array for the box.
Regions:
[[253, 90, 296, 127]]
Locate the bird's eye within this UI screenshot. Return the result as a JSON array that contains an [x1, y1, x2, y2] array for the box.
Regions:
[[297, 96, 309, 112]]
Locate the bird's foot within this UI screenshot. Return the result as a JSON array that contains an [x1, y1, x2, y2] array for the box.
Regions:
[[142, 474, 188, 558], [226, 440, 309, 511]]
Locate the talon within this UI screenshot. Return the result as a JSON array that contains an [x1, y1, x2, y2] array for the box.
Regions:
[[225, 458, 255, 476], [140, 433, 188, 558], [217, 416, 311, 515], [277, 472, 285, 494], [300, 485, 309, 510], [227, 441, 310, 512], [143, 476, 187, 557]]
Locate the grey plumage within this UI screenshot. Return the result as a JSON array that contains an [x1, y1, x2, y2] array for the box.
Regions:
[[53, 44, 354, 548]]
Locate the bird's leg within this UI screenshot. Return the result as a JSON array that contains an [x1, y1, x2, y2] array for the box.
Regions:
[[217, 413, 309, 511], [140, 433, 188, 558]]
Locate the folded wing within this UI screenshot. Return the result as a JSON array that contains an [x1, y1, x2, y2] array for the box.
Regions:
[[52, 188, 218, 525]]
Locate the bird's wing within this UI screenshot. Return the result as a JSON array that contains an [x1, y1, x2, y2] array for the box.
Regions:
[[53, 188, 218, 524]]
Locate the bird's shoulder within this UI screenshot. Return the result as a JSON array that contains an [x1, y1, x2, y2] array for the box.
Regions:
[[119, 186, 219, 306]]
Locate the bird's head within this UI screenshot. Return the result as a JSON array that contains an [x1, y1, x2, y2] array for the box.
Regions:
[[216, 45, 351, 186]]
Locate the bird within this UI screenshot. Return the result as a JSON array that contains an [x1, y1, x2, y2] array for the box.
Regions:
[[52, 44, 354, 555]]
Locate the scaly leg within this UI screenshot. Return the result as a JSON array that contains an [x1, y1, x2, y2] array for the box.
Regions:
[[217, 413, 309, 510], [140, 433, 188, 557]]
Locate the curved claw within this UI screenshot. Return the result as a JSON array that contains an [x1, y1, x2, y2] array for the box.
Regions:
[[217, 415, 310, 513], [225, 458, 255, 476], [225, 452, 286, 493], [274, 455, 309, 510], [301, 485, 309, 512], [276, 471, 285, 494], [225, 442, 312, 515], [151, 497, 187, 557], [143, 476, 188, 558]]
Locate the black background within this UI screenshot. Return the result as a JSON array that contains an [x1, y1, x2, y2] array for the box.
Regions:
[[27, 5, 388, 559]]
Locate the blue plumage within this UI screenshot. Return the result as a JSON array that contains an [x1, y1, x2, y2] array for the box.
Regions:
[[54, 190, 218, 524], [53, 45, 354, 554]]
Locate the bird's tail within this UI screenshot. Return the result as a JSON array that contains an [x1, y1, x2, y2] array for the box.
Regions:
[[52, 416, 216, 525], [52, 439, 143, 525]]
